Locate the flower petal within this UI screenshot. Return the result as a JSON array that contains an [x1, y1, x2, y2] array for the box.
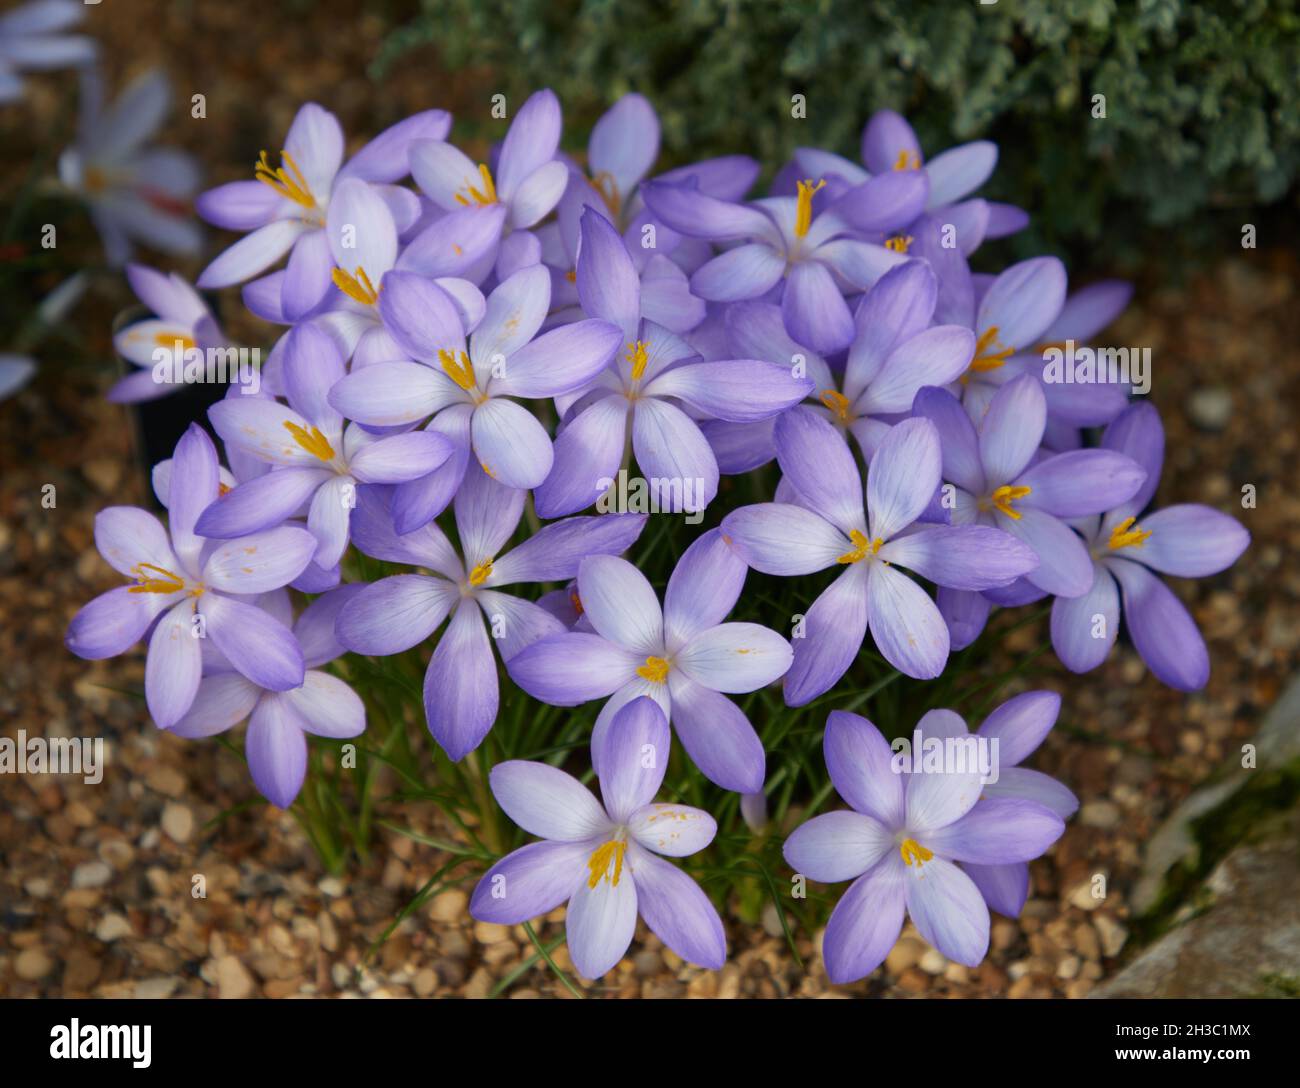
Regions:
[[627, 843, 726, 969], [866, 562, 948, 679], [202, 593, 305, 692], [675, 622, 792, 693], [145, 598, 203, 729], [1109, 556, 1210, 691], [783, 810, 892, 883], [424, 598, 499, 759], [469, 841, 588, 924], [783, 563, 869, 706], [821, 862, 907, 984], [903, 856, 990, 967], [867, 416, 941, 541], [667, 673, 765, 794]]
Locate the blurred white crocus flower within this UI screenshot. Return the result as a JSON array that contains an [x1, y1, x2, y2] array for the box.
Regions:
[[0, 0, 96, 103]]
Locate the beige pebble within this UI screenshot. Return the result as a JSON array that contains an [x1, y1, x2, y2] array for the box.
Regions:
[[71, 860, 112, 889], [885, 935, 924, 974], [94, 913, 133, 942], [215, 955, 256, 999], [429, 888, 468, 923], [412, 967, 437, 997], [15, 948, 54, 981], [161, 802, 194, 844]]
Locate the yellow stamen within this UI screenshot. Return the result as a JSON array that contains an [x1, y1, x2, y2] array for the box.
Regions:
[[469, 558, 493, 586], [637, 656, 669, 683], [565, 269, 577, 283], [590, 171, 622, 217], [893, 149, 920, 172], [438, 348, 477, 393], [453, 163, 498, 207], [990, 484, 1031, 520], [1108, 516, 1152, 551], [569, 590, 584, 616], [794, 178, 826, 239], [254, 149, 316, 210], [586, 840, 627, 889], [128, 562, 185, 595], [153, 332, 196, 351], [821, 388, 851, 422], [837, 528, 883, 565], [884, 234, 913, 254], [283, 420, 335, 462], [899, 838, 933, 867], [331, 266, 380, 307], [968, 325, 1015, 374], [625, 340, 649, 381]]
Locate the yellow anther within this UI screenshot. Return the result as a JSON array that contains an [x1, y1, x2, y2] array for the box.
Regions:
[[637, 656, 669, 683], [837, 528, 883, 565], [438, 348, 478, 393], [469, 558, 493, 586], [820, 389, 851, 422], [1108, 516, 1152, 551], [990, 484, 1032, 520], [283, 420, 335, 462], [794, 178, 826, 239], [899, 838, 933, 867], [128, 563, 185, 595], [153, 332, 196, 351], [968, 325, 1015, 374], [569, 590, 583, 616], [453, 163, 498, 207], [331, 266, 380, 307], [590, 171, 622, 217], [893, 149, 920, 172], [586, 840, 627, 889], [565, 268, 577, 283], [254, 149, 316, 210], [884, 234, 913, 254], [625, 340, 650, 381]]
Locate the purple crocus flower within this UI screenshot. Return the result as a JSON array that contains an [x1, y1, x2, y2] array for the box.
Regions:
[[197, 103, 444, 318], [1050, 403, 1249, 690], [335, 471, 646, 760], [641, 167, 923, 355], [910, 692, 1079, 918], [328, 264, 622, 520], [168, 586, 366, 808], [58, 68, 202, 265], [508, 528, 792, 794], [912, 375, 1147, 623], [721, 410, 1037, 699], [109, 264, 225, 403], [533, 208, 813, 518], [470, 697, 725, 979], [65, 425, 316, 728], [200, 322, 454, 568], [0, 0, 96, 103], [783, 708, 1064, 984]]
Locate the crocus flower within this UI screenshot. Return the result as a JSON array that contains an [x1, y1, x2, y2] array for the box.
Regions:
[[912, 376, 1147, 617], [328, 264, 623, 524], [409, 89, 568, 276], [65, 425, 316, 728], [168, 586, 366, 808], [533, 208, 813, 518], [335, 470, 646, 760], [58, 68, 201, 264], [641, 167, 923, 355], [721, 410, 1037, 700], [109, 264, 225, 403], [783, 708, 1065, 983], [470, 697, 726, 979], [1050, 403, 1249, 690], [197, 103, 444, 318], [508, 528, 792, 794], [0, 0, 95, 103]]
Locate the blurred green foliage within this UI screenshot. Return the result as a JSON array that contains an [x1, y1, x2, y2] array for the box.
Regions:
[[373, 0, 1300, 267]]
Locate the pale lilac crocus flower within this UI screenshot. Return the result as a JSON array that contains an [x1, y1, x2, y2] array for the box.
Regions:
[[109, 264, 223, 403], [721, 411, 1037, 699], [0, 0, 95, 103], [783, 709, 1064, 983], [197, 103, 445, 318], [200, 322, 454, 568], [168, 586, 366, 808], [508, 529, 792, 794], [65, 425, 316, 728], [335, 471, 646, 760], [1050, 403, 1249, 691], [470, 697, 725, 979], [534, 208, 813, 518], [58, 68, 201, 264]]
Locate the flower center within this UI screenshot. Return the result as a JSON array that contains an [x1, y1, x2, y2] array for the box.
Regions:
[[569, 589, 584, 615], [884, 234, 913, 254], [128, 562, 186, 595], [468, 558, 494, 586], [893, 150, 920, 172], [438, 348, 478, 393], [283, 420, 335, 462], [964, 325, 1015, 380], [254, 149, 316, 210], [454, 163, 498, 207], [986, 484, 1031, 520], [586, 839, 627, 889], [1108, 516, 1152, 550], [836, 528, 883, 565], [820, 388, 851, 422], [332, 266, 380, 307], [899, 838, 933, 867], [794, 178, 826, 239], [590, 171, 622, 217], [636, 655, 669, 683], [625, 340, 649, 381], [153, 332, 196, 351]]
